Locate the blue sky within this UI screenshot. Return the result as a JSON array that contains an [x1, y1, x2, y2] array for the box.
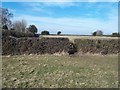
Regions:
[[2, 2, 118, 35]]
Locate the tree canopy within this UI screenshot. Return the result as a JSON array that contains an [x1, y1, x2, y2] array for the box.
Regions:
[[57, 31, 61, 35], [27, 25, 38, 34], [41, 30, 50, 35]]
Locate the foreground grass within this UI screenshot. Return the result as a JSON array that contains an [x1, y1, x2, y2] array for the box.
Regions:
[[2, 54, 118, 88]]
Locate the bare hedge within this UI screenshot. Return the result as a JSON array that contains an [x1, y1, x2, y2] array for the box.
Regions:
[[2, 36, 119, 55], [2, 37, 70, 55], [2, 29, 34, 38], [74, 39, 119, 55]]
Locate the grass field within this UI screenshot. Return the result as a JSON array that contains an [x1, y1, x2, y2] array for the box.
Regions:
[[2, 54, 118, 88], [40, 35, 118, 42]]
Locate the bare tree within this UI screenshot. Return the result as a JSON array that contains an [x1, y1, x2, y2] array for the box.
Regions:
[[0, 8, 13, 29], [13, 19, 27, 32], [21, 19, 27, 32]]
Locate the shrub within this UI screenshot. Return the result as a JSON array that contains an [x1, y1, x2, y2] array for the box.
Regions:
[[68, 43, 77, 55], [57, 31, 61, 35], [10, 28, 15, 30], [74, 39, 119, 54], [2, 29, 34, 38], [92, 30, 103, 36], [25, 32, 34, 37], [2, 29, 10, 37], [41, 30, 50, 35], [2, 37, 70, 55], [112, 32, 120, 37], [27, 25, 38, 34], [96, 30, 103, 36], [92, 32, 96, 36], [2, 25, 8, 30]]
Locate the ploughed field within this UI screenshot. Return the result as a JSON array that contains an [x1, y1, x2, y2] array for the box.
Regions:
[[2, 54, 118, 88]]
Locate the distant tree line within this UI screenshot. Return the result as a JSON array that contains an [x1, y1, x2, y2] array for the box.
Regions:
[[92, 30, 119, 37], [1, 8, 63, 37], [1, 8, 39, 37], [111, 32, 120, 37]]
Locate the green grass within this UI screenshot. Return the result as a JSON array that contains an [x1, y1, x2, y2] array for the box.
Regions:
[[2, 54, 118, 88]]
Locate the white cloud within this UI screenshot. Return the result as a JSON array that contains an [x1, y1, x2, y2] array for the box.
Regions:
[[40, 2, 78, 8], [13, 13, 118, 35], [20, 2, 78, 16], [8, 8, 16, 13], [22, 2, 79, 9], [31, 7, 53, 15], [32, 7, 44, 12], [6, 1, 117, 35]]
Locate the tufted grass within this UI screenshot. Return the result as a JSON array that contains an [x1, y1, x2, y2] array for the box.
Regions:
[[2, 54, 118, 88]]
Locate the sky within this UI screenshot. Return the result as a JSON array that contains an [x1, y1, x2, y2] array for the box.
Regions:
[[2, 1, 118, 35]]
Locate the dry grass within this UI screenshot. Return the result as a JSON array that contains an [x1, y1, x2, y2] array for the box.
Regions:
[[2, 54, 118, 88], [40, 35, 118, 43]]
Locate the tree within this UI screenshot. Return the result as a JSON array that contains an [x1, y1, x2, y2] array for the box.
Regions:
[[112, 32, 120, 37], [27, 25, 38, 34], [0, 8, 13, 29], [2, 25, 8, 30], [92, 30, 103, 36], [13, 19, 27, 32], [57, 31, 61, 35], [41, 30, 50, 35], [21, 19, 27, 32], [96, 30, 103, 36], [92, 32, 96, 36]]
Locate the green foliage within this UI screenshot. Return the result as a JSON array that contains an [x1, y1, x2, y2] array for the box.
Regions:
[[92, 32, 96, 36], [92, 30, 103, 36], [41, 30, 50, 35], [2, 29, 34, 38], [27, 25, 38, 34], [96, 30, 103, 36], [112, 32, 120, 37], [2, 29, 9, 36], [57, 31, 61, 35], [2, 25, 8, 30], [10, 28, 15, 31]]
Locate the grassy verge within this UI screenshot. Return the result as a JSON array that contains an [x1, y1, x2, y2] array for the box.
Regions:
[[2, 54, 118, 88]]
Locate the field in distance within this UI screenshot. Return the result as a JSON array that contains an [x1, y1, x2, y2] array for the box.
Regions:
[[40, 35, 118, 42], [2, 54, 118, 88]]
